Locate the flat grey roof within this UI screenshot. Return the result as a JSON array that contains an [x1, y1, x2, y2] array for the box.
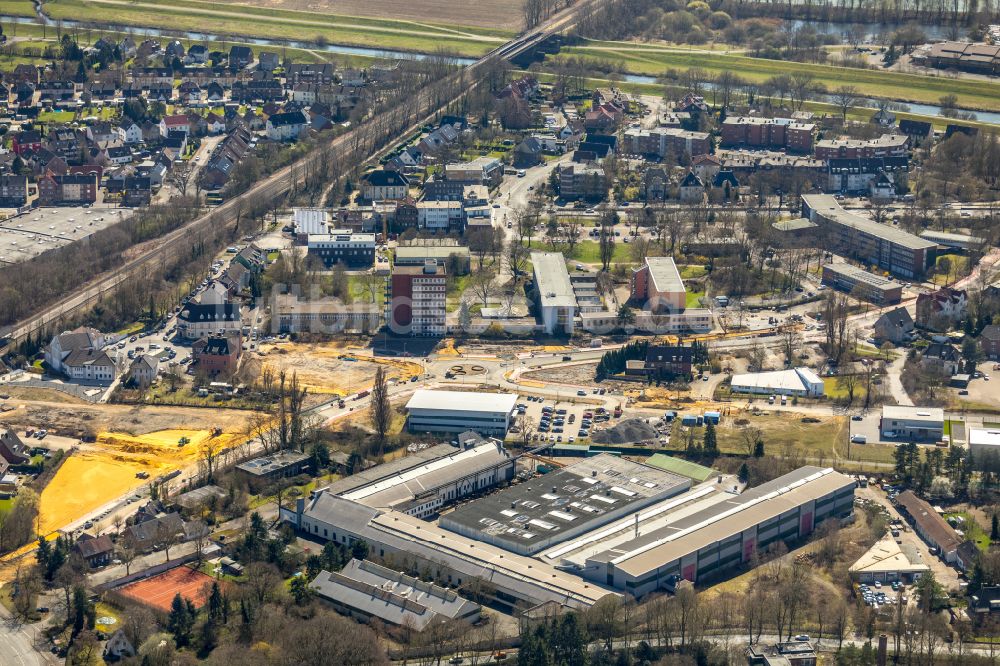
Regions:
[[235, 450, 308, 476], [532, 251, 577, 309], [804, 194, 935, 251], [440, 454, 689, 553], [395, 245, 471, 260], [823, 263, 898, 289], [645, 256, 684, 294], [591, 467, 854, 575], [881, 405, 944, 422], [406, 390, 518, 414]]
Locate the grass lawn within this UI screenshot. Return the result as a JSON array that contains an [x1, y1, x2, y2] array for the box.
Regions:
[[0, 0, 36, 16], [930, 254, 969, 286], [94, 602, 122, 634], [0, 582, 40, 623], [685, 287, 704, 308], [446, 274, 471, 313], [346, 274, 385, 307], [523, 239, 633, 265], [944, 511, 990, 551], [562, 41, 1000, 111], [701, 412, 896, 464], [822, 376, 871, 400], [37, 110, 76, 123], [680, 264, 708, 279], [115, 321, 146, 336]]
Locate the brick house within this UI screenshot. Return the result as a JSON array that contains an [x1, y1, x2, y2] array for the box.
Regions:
[[192, 334, 242, 377], [981, 325, 1000, 360]]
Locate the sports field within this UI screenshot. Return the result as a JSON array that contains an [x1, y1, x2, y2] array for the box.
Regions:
[[118, 566, 216, 612]]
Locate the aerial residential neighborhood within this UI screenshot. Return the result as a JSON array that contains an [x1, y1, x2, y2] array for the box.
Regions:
[[3, 0, 1000, 664]]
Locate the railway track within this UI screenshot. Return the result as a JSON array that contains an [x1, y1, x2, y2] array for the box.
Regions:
[[0, 1, 600, 354]]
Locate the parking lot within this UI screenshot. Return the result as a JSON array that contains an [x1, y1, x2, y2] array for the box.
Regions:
[[0, 205, 133, 264], [514, 394, 611, 445]]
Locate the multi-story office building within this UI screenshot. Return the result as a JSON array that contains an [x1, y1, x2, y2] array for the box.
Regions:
[[802, 194, 935, 279], [386, 262, 447, 335], [306, 230, 376, 268]]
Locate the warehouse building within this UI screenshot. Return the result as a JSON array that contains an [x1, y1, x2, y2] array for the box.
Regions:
[[582, 466, 855, 594], [286, 491, 618, 610], [321, 434, 515, 518], [730, 367, 825, 398], [802, 194, 935, 279], [968, 428, 1000, 466], [821, 263, 903, 305], [439, 455, 691, 555], [895, 490, 962, 563], [880, 406, 944, 442], [405, 390, 518, 437], [310, 558, 481, 630]]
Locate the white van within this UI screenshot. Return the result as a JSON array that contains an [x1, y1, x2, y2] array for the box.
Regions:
[[851, 434, 867, 444]]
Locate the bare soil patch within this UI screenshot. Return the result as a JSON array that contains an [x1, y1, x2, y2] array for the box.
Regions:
[[213, 0, 525, 30]]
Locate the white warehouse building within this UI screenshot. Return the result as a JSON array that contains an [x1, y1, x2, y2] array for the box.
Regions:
[[730, 367, 825, 398], [405, 390, 518, 437]]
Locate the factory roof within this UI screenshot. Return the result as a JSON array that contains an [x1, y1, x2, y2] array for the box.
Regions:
[[532, 251, 577, 309], [440, 454, 689, 554], [969, 427, 1000, 448], [730, 367, 823, 392], [644, 454, 716, 482], [339, 439, 511, 510], [895, 490, 962, 555], [803, 194, 935, 251], [881, 405, 944, 422], [594, 467, 854, 576], [405, 390, 518, 414], [309, 558, 480, 630], [644, 256, 685, 294], [326, 442, 477, 497], [301, 492, 616, 608]]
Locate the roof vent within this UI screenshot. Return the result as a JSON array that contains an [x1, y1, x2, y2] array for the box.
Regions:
[[592, 470, 597, 478]]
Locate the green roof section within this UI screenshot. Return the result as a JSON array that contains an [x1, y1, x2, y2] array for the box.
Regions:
[[644, 454, 716, 482]]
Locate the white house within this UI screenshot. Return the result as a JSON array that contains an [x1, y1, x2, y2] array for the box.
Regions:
[[45, 327, 107, 376], [266, 111, 308, 141], [176, 303, 242, 340], [159, 114, 191, 138], [129, 354, 159, 388], [117, 122, 144, 144], [416, 200, 464, 231]]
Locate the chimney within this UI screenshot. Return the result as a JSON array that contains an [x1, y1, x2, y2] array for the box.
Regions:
[[877, 634, 888, 666], [552, 486, 557, 494], [592, 470, 597, 478]]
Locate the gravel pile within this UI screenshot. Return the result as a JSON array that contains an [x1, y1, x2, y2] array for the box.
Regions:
[[591, 418, 658, 445]]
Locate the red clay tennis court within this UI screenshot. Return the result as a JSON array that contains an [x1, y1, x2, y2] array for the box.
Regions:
[[118, 566, 215, 612]]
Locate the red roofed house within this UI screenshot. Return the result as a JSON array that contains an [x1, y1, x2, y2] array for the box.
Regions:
[[159, 114, 191, 138]]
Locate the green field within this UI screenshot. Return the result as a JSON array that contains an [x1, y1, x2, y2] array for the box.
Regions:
[[561, 41, 1000, 112], [523, 239, 633, 266], [0, 0, 36, 16], [41, 0, 507, 57]]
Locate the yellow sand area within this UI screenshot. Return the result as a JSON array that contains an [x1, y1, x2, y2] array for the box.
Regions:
[[37, 429, 239, 534]]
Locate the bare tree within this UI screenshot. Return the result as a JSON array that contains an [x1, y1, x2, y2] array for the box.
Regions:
[[833, 85, 860, 121]]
